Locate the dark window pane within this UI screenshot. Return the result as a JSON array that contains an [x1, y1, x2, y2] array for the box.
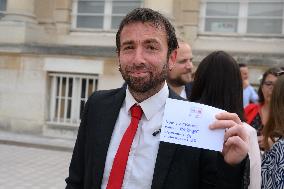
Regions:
[[206, 2, 239, 16], [81, 79, 86, 98], [78, 1, 104, 14], [205, 18, 238, 32], [77, 15, 103, 28], [56, 77, 60, 96], [60, 100, 65, 118], [62, 77, 66, 96], [80, 100, 85, 119], [55, 98, 58, 119], [112, 1, 140, 29], [112, 1, 140, 14], [111, 16, 124, 29], [248, 3, 283, 17], [88, 79, 94, 96], [247, 19, 282, 34], [67, 100, 72, 119], [95, 79, 98, 91], [68, 78, 73, 97]]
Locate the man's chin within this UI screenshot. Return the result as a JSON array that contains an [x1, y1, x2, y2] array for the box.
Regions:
[[175, 79, 190, 86], [128, 82, 152, 93], [129, 72, 149, 78], [129, 87, 148, 93]]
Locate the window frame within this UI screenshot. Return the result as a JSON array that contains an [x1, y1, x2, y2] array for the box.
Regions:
[[71, 0, 143, 32], [47, 72, 99, 127], [199, 0, 284, 36]]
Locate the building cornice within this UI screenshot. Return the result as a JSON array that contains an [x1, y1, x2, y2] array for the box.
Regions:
[[0, 43, 117, 57]]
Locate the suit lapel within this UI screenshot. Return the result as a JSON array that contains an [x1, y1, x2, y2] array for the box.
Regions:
[[151, 142, 177, 189], [92, 88, 126, 188], [151, 89, 183, 189]]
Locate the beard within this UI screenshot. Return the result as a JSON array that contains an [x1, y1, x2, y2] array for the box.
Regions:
[[170, 74, 191, 86], [119, 63, 168, 93]]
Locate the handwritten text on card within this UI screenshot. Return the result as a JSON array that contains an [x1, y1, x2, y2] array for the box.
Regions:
[[160, 98, 225, 152]]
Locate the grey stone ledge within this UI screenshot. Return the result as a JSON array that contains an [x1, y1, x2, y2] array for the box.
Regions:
[[0, 130, 75, 152], [193, 50, 284, 67], [0, 43, 117, 57]]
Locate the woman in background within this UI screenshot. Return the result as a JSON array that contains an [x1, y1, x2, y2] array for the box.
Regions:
[[190, 51, 261, 189], [261, 75, 284, 188], [245, 67, 283, 136]]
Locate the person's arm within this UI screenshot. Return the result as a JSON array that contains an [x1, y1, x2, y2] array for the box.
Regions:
[[65, 101, 89, 189], [244, 124, 261, 189], [208, 113, 250, 189], [249, 86, 259, 103], [262, 140, 284, 187], [217, 153, 249, 189], [199, 150, 249, 189]]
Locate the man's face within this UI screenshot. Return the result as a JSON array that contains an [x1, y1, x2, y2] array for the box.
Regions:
[[118, 22, 176, 93], [240, 67, 249, 81], [167, 43, 193, 86]]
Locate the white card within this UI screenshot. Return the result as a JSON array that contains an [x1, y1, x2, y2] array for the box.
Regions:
[[160, 98, 225, 151]]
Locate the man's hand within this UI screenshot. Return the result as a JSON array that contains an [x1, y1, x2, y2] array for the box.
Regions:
[[210, 112, 249, 165]]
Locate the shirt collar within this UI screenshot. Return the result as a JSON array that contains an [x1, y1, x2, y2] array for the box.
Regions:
[[125, 82, 169, 120], [180, 86, 187, 99]]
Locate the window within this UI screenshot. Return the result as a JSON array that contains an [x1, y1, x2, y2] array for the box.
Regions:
[[48, 73, 99, 127], [200, 0, 284, 35], [0, 0, 6, 18], [72, 0, 143, 30], [247, 2, 283, 34]]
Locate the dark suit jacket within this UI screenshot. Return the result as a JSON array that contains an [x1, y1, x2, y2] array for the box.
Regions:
[[185, 82, 193, 100], [66, 87, 246, 189]]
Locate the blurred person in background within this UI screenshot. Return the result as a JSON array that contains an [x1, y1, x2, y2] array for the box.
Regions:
[[245, 67, 284, 150], [261, 74, 284, 188], [167, 40, 193, 99], [239, 64, 259, 107], [190, 51, 261, 189]]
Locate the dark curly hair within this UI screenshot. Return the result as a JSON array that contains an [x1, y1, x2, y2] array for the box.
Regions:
[[116, 8, 178, 59]]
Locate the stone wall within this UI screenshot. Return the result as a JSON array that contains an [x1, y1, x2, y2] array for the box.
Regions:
[[0, 0, 283, 136]]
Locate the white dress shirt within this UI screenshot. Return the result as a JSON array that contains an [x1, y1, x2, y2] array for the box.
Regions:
[[101, 83, 169, 189], [243, 85, 259, 107], [179, 86, 187, 99]]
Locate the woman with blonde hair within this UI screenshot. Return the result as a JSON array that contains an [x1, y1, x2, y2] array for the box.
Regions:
[[261, 74, 284, 188]]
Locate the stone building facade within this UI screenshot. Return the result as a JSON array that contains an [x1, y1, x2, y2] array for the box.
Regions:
[[0, 0, 283, 138]]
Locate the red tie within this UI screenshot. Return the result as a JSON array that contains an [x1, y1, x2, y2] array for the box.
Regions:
[[106, 105, 143, 189]]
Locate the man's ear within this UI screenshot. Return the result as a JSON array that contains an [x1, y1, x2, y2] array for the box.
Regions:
[[168, 49, 177, 71]]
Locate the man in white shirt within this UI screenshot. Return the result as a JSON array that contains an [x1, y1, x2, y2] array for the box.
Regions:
[[66, 8, 250, 189], [239, 63, 259, 107], [167, 40, 193, 99]]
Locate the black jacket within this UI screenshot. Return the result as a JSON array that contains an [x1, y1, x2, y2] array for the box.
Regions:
[[66, 87, 247, 189]]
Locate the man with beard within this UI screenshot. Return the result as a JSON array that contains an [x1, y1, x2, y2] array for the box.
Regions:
[[66, 8, 249, 189], [167, 40, 193, 99]]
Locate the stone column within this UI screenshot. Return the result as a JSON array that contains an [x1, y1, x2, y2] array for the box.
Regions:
[[0, 0, 49, 43], [2, 0, 37, 23], [179, 0, 201, 43]]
